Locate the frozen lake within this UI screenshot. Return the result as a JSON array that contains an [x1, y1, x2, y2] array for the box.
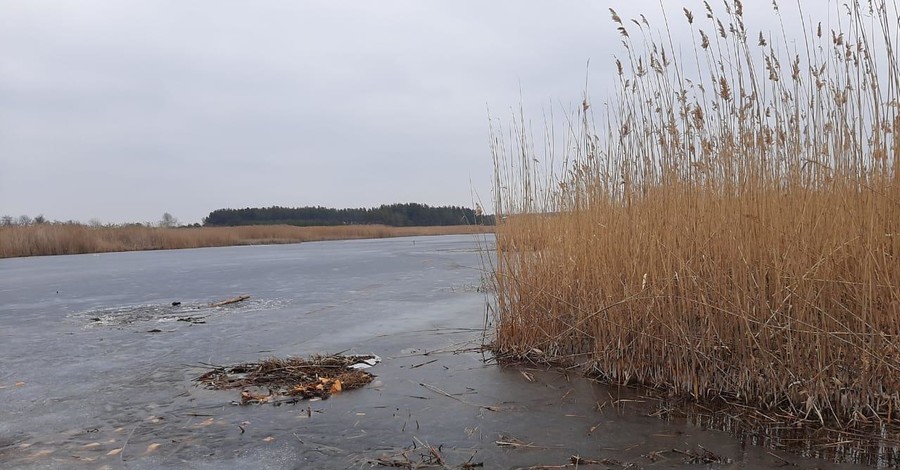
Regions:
[[0, 235, 884, 468]]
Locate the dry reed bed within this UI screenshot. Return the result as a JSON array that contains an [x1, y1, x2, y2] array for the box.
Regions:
[[490, 0, 899, 430], [0, 224, 491, 258]]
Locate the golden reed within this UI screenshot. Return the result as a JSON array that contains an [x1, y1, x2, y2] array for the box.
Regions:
[[490, 1, 899, 428]]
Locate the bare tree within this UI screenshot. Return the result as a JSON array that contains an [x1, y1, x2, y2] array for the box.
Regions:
[[159, 212, 179, 228], [1, 215, 12, 226], [17, 215, 32, 226]]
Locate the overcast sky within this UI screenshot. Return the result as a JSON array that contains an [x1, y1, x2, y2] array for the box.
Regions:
[[1, 1, 795, 224]]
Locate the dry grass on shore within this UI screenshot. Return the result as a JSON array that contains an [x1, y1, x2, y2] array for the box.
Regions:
[[0, 224, 491, 258], [490, 0, 899, 430]]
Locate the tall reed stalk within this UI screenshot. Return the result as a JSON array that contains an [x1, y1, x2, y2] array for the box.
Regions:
[[491, 0, 899, 427]]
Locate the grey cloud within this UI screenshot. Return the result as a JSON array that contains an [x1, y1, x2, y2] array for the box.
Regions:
[[1, 0, 793, 223]]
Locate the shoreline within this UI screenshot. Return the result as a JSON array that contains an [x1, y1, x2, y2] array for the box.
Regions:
[[0, 224, 493, 259]]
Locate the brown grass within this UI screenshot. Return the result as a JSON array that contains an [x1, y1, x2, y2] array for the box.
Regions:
[[490, 0, 899, 429], [0, 224, 492, 258]]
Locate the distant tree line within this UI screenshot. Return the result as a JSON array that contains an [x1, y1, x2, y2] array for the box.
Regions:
[[203, 203, 494, 227], [1, 214, 49, 226]]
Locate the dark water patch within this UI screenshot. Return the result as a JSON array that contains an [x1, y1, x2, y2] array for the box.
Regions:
[[595, 384, 900, 468], [676, 402, 900, 467], [495, 352, 900, 467]]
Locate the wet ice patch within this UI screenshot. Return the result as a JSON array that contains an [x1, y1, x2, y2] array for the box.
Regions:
[[230, 297, 292, 314], [72, 297, 291, 327], [77, 304, 193, 327]]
